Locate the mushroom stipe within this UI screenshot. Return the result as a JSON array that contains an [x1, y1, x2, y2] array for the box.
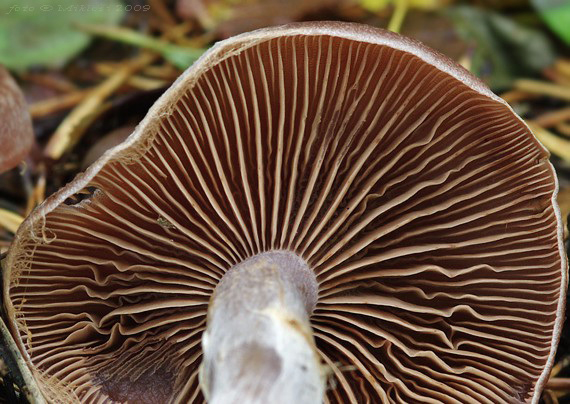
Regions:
[[3, 22, 567, 403]]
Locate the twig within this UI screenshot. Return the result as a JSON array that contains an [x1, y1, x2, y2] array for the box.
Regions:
[[542, 389, 559, 404], [527, 123, 570, 162], [143, 64, 181, 79], [0, 209, 24, 234], [554, 59, 570, 79], [499, 90, 539, 104], [545, 378, 570, 391], [543, 67, 570, 87], [514, 79, 570, 101], [95, 64, 167, 90], [458, 54, 471, 72], [551, 355, 570, 379], [529, 106, 570, 128], [20, 73, 78, 93], [29, 90, 91, 118], [0, 242, 10, 256], [556, 122, 570, 137], [25, 164, 46, 216], [124, 75, 168, 90]]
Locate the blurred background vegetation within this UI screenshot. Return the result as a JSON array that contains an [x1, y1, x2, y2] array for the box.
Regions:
[[0, 0, 569, 402]]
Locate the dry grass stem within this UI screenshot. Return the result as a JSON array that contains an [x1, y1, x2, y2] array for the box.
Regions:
[[0, 208, 24, 234], [500, 90, 539, 104], [143, 64, 181, 79], [25, 166, 46, 215], [29, 90, 91, 118], [514, 79, 570, 101], [95, 64, 168, 90], [554, 60, 570, 79], [556, 122, 570, 137], [527, 123, 570, 162], [550, 355, 570, 378], [44, 52, 157, 160], [545, 378, 570, 391], [543, 68, 570, 87], [530, 107, 570, 128], [21, 73, 78, 93]]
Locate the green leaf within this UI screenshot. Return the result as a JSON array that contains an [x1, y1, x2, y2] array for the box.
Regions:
[[75, 24, 206, 69], [447, 6, 556, 90], [531, 0, 570, 44], [0, 0, 125, 71], [360, 0, 449, 12]]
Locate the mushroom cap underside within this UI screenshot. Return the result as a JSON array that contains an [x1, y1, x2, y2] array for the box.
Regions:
[[4, 22, 567, 403]]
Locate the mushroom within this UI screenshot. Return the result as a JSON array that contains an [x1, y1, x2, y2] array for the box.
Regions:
[[3, 22, 567, 403], [0, 66, 34, 173]]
